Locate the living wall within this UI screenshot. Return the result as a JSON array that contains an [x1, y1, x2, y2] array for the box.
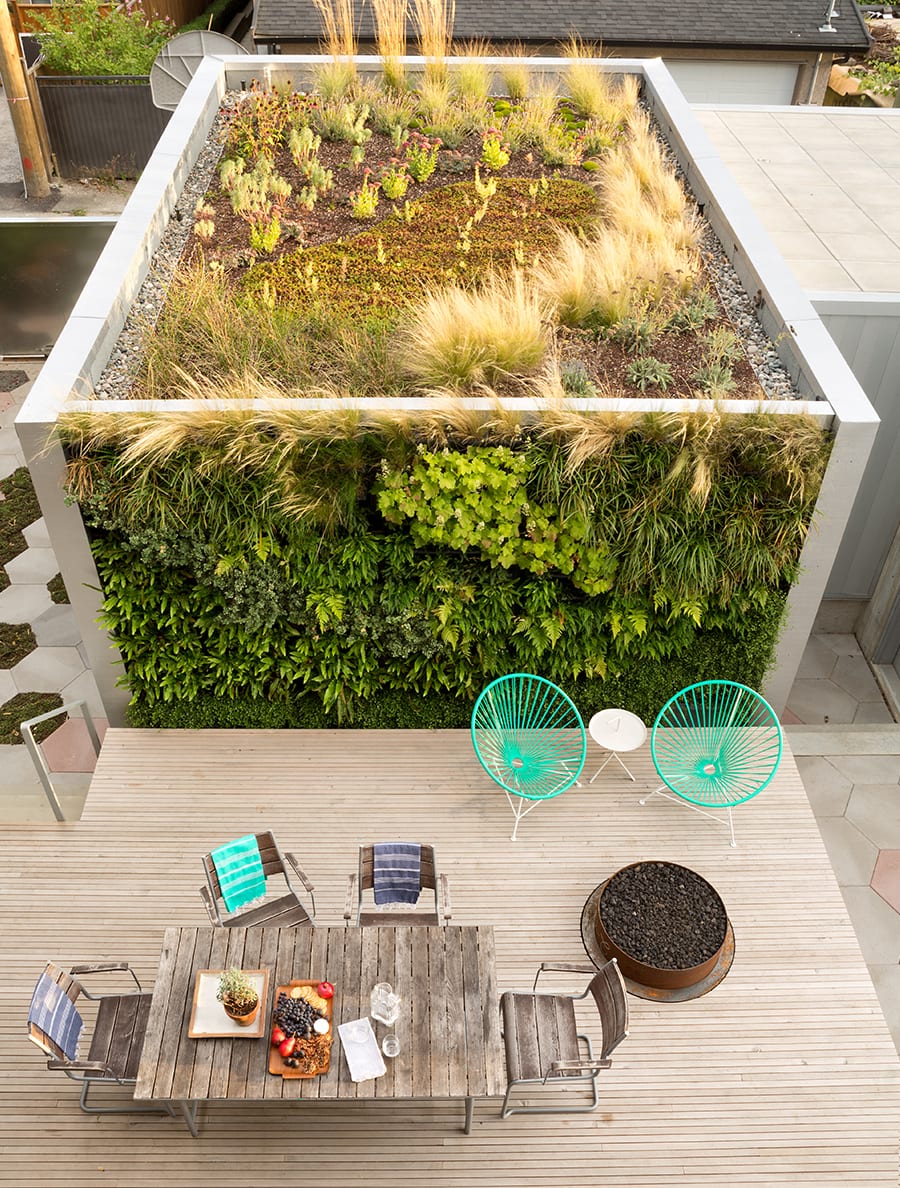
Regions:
[[58, 53, 832, 727], [63, 406, 829, 726]]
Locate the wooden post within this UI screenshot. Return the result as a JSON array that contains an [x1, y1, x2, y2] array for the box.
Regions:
[[0, 0, 50, 198]]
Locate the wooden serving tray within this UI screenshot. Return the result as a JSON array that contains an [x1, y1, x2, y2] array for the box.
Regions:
[[268, 979, 334, 1079]]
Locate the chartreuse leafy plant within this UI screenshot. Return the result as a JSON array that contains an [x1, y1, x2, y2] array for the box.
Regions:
[[376, 446, 616, 593], [61, 406, 830, 724]]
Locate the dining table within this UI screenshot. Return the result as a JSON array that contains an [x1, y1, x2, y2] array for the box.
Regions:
[[134, 924, 505, 1136]]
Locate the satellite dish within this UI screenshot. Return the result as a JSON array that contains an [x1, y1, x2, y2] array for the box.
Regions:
[[150, 30, 249, 111]]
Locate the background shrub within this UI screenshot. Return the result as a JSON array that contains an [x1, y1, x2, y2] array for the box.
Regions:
[[34, 0, 171, 76]]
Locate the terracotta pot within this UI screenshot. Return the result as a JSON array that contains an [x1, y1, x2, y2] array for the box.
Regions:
[[223, 995, 260, 1027]]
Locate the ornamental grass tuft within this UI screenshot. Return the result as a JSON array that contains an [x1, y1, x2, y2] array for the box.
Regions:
[[399, 270, 548, 388]]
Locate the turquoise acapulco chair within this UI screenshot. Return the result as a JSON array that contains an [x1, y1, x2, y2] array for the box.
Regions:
[[640, 680, 783, 847], [471, 674, 587, 841]]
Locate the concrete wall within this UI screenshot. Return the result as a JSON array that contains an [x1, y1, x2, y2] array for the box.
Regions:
[[814, 295, 900, 601], [643, 60, 879, 709], [15, 55, 879, 723]]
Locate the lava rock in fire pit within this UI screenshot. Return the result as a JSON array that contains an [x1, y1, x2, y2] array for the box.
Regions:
[[599, 861, 727, 970]]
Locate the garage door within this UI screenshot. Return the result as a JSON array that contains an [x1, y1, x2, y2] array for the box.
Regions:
[[663, 59, 799, 104]]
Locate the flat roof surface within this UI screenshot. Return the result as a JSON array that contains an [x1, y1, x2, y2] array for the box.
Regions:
[[697, 107, 900, 293]]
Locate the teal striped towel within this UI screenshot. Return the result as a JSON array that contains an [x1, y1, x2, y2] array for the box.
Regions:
[[211, 834, 266, 913]]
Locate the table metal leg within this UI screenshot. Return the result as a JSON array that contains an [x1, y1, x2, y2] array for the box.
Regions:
[[464, 1095, 474, 1134], [177, 1100, 200, 1137]]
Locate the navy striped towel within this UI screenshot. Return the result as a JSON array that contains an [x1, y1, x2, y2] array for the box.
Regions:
[[28, 972, 83, 1060], [373, 842, 421, 906], [211, 833, 267, 913]]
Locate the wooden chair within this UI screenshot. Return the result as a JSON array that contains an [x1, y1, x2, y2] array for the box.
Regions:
[[344, 843, 451, 926], [27, 961, 175, 1121], [500, 959, 628, 1119], [200, 830, 316, 928]]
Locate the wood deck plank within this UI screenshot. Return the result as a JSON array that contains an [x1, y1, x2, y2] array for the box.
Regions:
[[3, 727, 898, 1186]]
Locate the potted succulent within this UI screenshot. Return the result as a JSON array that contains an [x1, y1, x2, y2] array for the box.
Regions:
[[217, 968, 260, 1026]]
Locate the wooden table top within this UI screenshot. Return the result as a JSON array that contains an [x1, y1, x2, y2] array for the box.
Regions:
[[134, 925, 504, 1103]]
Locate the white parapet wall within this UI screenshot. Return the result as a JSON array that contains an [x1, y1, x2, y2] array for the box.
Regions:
[[15, 55, 879, 724]]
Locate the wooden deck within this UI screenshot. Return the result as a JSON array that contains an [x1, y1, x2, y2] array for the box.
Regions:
[[3, 728, 898, 1186]]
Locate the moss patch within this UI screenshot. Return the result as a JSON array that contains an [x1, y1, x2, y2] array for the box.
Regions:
[[0, 467, 41, 593], [48, 573, 70, 604], [0, 622, 37, 667], [0, 692, 65, 745]]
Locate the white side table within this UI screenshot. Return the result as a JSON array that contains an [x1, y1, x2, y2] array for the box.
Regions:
[[587, 709, 647, 783]]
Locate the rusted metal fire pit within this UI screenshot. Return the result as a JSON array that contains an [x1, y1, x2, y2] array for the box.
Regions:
[[580, 860, 735, 1002]]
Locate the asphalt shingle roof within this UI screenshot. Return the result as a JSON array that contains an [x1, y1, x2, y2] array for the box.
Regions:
[[253, 0, 870, 52]]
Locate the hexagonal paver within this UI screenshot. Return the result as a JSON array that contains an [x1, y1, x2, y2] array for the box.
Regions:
[[785, 679, 858, 725], [795, 754, 852, 816], [40, 717, 108, 772], [0, 744, 42, 783], [819, 633, 864, 658], [4, 547, 60, 585], [816, 816, 878, 886], [829, 754, 900, 786], [854, 702, 896, 724], [21, 518, 51, 551], [847, 785, 900, 848], [841, 884, 900, 964], [0, 582, 52, 624], [31, 604, 81, 648], [871, 850, 900, 915], [0, 671, 16, 704], [11, 647, 86, 693], [59, 669, 106, 721], [0, 454, 20, 481], [833, 654, 884, 704], [796, 635, 838, 679]]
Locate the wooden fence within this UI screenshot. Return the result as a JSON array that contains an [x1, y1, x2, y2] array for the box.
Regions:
[[36, 75, 171, 177], [13, 0, 210, 33]]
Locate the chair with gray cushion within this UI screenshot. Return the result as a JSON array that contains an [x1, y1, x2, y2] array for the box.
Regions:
[[27, 960, 175, 1121], [344, 843, 451, 926], [200, 829, 316, 927], [500, 959, 628, 1118]]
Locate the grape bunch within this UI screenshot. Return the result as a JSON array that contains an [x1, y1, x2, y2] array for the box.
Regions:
[[274, 991, 324, 1040]]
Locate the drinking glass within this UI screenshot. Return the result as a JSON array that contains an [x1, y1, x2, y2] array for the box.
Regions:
[[382, 1033, 400, 1058], [370, 982, 401, 1026]]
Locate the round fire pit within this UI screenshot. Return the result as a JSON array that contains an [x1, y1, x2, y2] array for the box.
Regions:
[[580, 861, 735, 1002]]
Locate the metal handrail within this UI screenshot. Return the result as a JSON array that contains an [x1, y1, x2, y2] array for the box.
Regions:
[[20, 700, 101, 822]]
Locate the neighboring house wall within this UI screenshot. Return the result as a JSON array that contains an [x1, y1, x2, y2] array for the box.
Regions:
[[662, 56, 813, 104]]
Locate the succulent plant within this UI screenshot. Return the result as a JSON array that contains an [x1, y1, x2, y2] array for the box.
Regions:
[[217, 968, 258, 1012]]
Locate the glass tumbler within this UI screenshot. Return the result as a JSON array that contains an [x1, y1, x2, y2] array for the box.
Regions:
[[382, 1033, 400, 1058]]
